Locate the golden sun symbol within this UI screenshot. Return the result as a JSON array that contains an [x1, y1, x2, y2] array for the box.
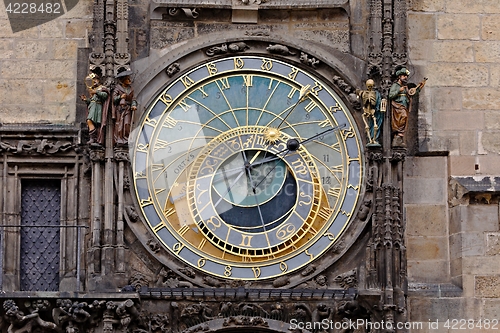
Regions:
[[264, 127, 281, 144]]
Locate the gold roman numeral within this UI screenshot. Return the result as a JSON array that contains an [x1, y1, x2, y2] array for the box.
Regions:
[[218, 77, 230, 90], [318, 207, 333, 220], [243, 74, 253, 87], [239, 234, 253, 247], [304, 100, 317, 113], [178, 225, 190, 236]]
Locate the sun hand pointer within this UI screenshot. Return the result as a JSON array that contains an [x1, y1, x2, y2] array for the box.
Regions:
[[276, 84, 312, 129]]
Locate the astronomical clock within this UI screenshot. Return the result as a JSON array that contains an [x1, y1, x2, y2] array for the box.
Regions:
[[131, 54, 365, 285]]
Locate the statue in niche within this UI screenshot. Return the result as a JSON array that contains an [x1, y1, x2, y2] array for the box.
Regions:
[[80, 71, 110, 145], [356, 79, 385, 146], [389, 67, 427, 147], [113, 70, 137, 146]]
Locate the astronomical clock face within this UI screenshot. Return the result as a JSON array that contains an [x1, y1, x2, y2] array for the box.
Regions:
[[132, 56, 364, 280]]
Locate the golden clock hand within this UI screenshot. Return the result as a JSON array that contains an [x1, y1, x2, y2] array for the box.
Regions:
[[244, 155, 271, 245], [253, 123, 347, 190], [276, 84, 311, 129]]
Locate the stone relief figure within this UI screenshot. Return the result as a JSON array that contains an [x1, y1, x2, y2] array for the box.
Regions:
[[388, 67, 427, 147], [356, 79, 385, 146], [3, 299, 57, 333], [80, 72, 110, 145], [113, 70, 137, 146]]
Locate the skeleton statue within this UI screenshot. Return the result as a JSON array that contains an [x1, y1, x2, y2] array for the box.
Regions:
[[356, 79, 385, 146]]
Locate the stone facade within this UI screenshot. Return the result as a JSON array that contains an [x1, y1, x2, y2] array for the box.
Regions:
[[0, 0, 498, 332], [405, 0, 500, 330]]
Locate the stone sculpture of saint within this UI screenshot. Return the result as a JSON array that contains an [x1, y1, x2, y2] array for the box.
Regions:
[[113, 70, 137, 146], [80, 73, 110, 144]]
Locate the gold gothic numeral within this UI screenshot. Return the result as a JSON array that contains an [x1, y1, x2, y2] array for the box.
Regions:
[[137, 143, 149, 153], [310, 82, 323, 96], [140, 197, 153, 207], [160, 93, 173, 106], [330, 103, 342, 113], [180, 75, 195, 88], [197, 258, 206, 267], [173, 242, 184, 254], [261, 59, 273, 71], [280, 262, 288, 272], [224, 265, 232, 277], [145, 117, 158, 127], [206, 63, 218, 76], [288, 67, 299, 80], [252, 267, 261, 278], [324, 232, 336, 241], [305, 249, 314, 260], [234, 58, 244, 69]]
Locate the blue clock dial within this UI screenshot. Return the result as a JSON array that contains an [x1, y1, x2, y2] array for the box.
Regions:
[[132, 56, 364, 280]]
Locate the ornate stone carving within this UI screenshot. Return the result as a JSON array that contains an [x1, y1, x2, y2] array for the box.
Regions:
[[147, 239, 161, 253], [168, 8, 199, 19], [128, 272, 149, 291], [3, 299, 57, 333], [335, 268, 358, 289], [150, 313, 169, 333], [238, 0, 268, 5], [206, 42, 249, 57], [299, 52, 319, 68], [301, 264, 316, 276], [0, 139, 74, 154], [165, 63, 181, 77], [155, 267, 193, 288], [203, 276, 222, 287], [330, 239, 345, 254], [272, 276, 290, 288], [181, 303, 214, 327], [357, 199, 372, 220], [125, 205, 139, 222], [223, 316, 268, 327], [266, 44, 296, 56]]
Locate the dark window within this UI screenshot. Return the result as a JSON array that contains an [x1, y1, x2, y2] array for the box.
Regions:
[[20, 179, 61, 291]]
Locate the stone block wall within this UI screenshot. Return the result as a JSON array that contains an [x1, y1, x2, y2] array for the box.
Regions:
[[0, 1, 92, 124], [407, 0, 500, 330]]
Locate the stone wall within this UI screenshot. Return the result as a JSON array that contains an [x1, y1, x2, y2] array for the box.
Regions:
[[407, 0, 500, 330], [0, 1, 92, 124]]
